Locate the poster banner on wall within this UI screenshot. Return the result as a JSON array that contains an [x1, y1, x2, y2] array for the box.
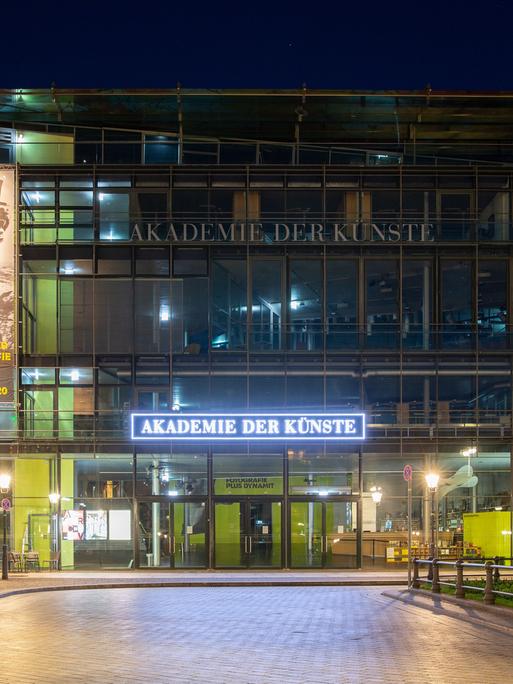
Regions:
[[62, 510, 85, 541], [85, 510, 108, 540], [0, 167, 15, 405]]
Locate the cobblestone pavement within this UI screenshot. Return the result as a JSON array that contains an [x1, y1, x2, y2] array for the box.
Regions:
[[2, 587, 513, 684]]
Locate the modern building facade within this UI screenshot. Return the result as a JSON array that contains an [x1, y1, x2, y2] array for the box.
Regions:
[[0, 88, 512, 569]]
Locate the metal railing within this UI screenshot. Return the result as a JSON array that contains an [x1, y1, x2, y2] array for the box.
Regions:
[[413, 558, 513, 605]]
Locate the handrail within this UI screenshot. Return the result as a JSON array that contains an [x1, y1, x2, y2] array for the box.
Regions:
[[413, 558, 513, 604]]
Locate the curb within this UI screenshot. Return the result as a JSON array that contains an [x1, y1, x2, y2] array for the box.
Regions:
[[0, 579, 406, 600]]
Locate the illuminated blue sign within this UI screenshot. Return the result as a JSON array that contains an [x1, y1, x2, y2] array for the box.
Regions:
[[131, 412, 366, 441]]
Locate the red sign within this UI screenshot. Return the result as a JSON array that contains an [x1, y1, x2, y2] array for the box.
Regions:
[[1, 497, 11, 511], [403, 464, 413, 481]]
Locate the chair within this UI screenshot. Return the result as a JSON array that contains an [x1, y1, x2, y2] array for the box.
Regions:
[[24, 551, 40, 572], [42, 551, 60, 571], [9, 551, 23, 573]]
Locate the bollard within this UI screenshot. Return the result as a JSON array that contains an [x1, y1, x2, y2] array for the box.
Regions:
[[484, 560, 495, 605], [412, 558, 419, 589], [432, 558, 440, 593], [455, 559, 465, 599], [493, 556, 500, 582]]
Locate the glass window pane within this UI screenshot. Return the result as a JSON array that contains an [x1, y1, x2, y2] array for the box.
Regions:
[[326, 376, 361, 409], [249, 376, 285, 409], [478, 191, 510, 240], [144, 135, 179, 164], [402, 260, 432, 349], [59, 279, 93, 353], [286, 376, 323, 409], [289, 447, 358, 495], [59, 368, 93, 385], [438, 375, 476, 423], [364, 376, 400, 424], [439, 192, 473, 240], [478, 260, 508, 349], [96, 386, 130, 438], [212, 259, 247, 350], [99, 192, 130, 240], [210, 376, 247, 409], [478, 375, 511, 423], [97, 247, 131, 275], [251, 259, 282, 350], [21, 190, 55, 206], [441, 260, 473, 349], [289, 259, 322, 351], [326, 260, 357, 349], [173, 248, 208, 276], [171, 278, 209, 354], [134, 281, 170, 353], [21, 368, 55, 384], [213, 451, 283, 495], [135, 247, 169, 276], [136, 451, 207, 496], [22, 276, 57, 353], [60, 178, 93, 188], [97, 360, 132, 385], [172, 190, 208, 221], [172, 376, 209, 410], [402, 376, 435, 424], [95, 281, 133, 352], [135, 358, 169, 386], [60, 191, 93, 206], [103, 130, 141, 164], [365, 259, 398, 348]]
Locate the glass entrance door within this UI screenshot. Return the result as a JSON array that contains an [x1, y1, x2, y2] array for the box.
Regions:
[[289, 500, 358, 568], [214, 500, 282, 568], [138, 500, 207, 568]]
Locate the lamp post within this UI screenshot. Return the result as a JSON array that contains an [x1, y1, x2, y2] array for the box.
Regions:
[[0, 472, 12, 580], [425, 472, 440, 580]]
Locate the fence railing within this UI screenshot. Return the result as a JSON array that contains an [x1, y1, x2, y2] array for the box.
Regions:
[[413, 558, 513, 605]]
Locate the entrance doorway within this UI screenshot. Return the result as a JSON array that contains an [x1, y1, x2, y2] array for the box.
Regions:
[[214, 499, 282, 568], [138, 500, 207, 568], [289, 500, 358, 568]]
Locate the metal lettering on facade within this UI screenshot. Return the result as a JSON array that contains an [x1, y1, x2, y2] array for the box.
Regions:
[[129, 222, 434, 243], [131, 412, 366, 441]]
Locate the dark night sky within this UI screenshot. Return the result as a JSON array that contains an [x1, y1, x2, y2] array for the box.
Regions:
[[5, 0, 513, 90]]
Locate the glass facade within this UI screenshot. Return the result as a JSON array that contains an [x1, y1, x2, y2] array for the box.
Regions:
[[1, 89, 512, 570]]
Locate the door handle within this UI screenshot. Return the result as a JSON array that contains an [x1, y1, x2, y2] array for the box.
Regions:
[[249, 536, 252, 554], [244, 535, 248, 553]]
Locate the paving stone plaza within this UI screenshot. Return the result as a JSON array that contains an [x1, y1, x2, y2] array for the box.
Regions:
[[2, 585, 513, 683]]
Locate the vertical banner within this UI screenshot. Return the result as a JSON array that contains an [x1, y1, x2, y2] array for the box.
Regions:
[[0, 167, 15, 404]]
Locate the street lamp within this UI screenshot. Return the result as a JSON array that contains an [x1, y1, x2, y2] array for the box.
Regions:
[[370, 486, 383, 505], [425, 471, 440, 580], [48, 492, 60, 505], [0, 472, 11, 581]]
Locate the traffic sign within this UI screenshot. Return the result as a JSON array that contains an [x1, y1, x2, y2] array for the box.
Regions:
[[403, 464, 413, 481], [1, 498, 11, 511]]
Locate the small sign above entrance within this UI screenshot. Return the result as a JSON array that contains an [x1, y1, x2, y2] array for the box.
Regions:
[[403, 464, 413, 481], [131, 412, 366, 441]]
